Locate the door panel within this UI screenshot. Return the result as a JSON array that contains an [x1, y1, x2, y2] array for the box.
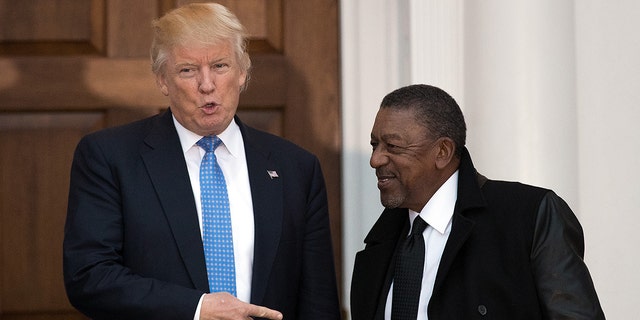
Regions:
[[0, 0, 341, 318], [0, 113, 102, 319]]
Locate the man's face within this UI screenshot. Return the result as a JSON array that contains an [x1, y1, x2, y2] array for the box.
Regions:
[[157, 41, 246, 136], [370, 107, 442, 212]]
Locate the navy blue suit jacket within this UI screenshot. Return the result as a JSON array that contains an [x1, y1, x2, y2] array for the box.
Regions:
[[63, 109, 340, 319]]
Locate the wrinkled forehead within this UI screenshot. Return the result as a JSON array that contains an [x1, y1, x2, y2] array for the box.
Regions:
[[158, 40, 240, 76], [372, 108, 430, 139]]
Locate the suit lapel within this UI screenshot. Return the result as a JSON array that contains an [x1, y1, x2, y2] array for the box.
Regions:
[[140, 110, 209, 292], [237, 119, 283, 305]]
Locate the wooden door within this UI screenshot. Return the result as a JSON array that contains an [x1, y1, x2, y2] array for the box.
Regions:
[[0, 1, 341, 319]]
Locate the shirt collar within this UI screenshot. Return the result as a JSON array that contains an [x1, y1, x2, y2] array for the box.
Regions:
[[409, 170, 459, 234], [172, 115, 242, 158]]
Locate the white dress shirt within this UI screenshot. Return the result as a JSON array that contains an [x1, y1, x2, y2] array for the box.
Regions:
[[384, 170, 459, 320], [173, 116, 255, 317]]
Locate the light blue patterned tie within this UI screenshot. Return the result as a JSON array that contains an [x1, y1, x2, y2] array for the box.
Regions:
[[197, 135, 236, 296]]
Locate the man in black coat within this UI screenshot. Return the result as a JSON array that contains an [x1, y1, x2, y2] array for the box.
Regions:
[[351, 84, 604, 319]]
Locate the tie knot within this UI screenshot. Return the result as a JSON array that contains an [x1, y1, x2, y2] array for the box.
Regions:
[[410, 216, 428, 236], [197, 135, 223, 153]]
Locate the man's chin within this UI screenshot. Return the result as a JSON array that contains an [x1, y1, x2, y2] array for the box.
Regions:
[[380, 196, 402, 209]]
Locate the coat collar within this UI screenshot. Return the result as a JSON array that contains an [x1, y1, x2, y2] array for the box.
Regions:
[[431, 147, 486, 296], [453, 147, 486, 213]]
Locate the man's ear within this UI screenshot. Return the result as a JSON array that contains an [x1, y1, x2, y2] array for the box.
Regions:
[[434, 137, 456, 170], [156, 73, 169, 96]]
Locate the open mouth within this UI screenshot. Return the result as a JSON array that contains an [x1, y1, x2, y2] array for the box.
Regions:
[[376, 174, 395, 189], [201, 102, 219, 114]]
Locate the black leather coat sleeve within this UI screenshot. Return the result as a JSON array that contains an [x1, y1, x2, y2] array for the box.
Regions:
[[530, 191, 606, 319]]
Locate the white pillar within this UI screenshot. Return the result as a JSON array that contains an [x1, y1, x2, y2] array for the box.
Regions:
[[463, 0, 579, 208], [575, 1, 640, 317], [340, 1, 404, 314], [407, 0, 464, 103]]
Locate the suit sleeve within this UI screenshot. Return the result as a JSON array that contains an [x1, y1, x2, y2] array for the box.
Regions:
[[63, 136, 203, 320], [530, 191, 606, 319], [295, 157, 342, 319]]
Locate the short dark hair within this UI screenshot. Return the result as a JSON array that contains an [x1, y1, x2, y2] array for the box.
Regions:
[[380, 84, 466, 158]]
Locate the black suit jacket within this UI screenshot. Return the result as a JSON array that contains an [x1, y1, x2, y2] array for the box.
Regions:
[[351, 148, 604, 319], [63, 109, 341, 319]]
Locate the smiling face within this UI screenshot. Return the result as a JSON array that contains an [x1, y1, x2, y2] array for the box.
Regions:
[[156, 40, 247, 136], [370, 107, 456, 212]]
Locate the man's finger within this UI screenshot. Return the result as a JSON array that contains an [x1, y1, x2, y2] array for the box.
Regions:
[[250, 305, 283, 320]]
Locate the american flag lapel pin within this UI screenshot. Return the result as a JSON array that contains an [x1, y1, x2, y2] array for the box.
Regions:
[[267, 170, 279, 179]]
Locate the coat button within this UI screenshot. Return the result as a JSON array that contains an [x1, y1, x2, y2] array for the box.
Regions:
[[477, 305, 487, 315]]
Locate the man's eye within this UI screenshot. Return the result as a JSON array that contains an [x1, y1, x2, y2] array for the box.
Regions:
[[386, 143, 406, 154], [212, 63, 230, 71], [178, 68, 196, 77]]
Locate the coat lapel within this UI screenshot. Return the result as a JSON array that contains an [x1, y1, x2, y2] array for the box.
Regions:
[[140, 110, 209, 292], [236, 119, 283, 305], [351, 208, 408, 320], [432, 148, 485, 297]]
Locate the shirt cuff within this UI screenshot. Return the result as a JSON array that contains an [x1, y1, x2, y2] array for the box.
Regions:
[[194, 294, 205, 320]]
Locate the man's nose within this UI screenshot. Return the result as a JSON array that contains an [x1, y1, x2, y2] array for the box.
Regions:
[[370, 147, 388, 168], [198, 69, 216, 93]]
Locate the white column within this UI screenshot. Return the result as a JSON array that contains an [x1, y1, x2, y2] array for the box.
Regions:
[[463, 0, 579, 208], [340, 0, 404, 314], [575, 1, 640, 318], [408, 0, 465, 103]]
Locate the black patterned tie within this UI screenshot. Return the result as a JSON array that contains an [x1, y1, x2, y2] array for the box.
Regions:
[[391, 216, 428, 319]]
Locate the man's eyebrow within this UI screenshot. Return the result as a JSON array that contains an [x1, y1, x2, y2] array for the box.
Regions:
[[380, 133, 404, 141], [211, 56, 230, 62], [173, 62, 196, 68]]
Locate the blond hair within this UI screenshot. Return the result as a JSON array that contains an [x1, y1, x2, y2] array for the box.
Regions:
[[150, 3, 252, 90]]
